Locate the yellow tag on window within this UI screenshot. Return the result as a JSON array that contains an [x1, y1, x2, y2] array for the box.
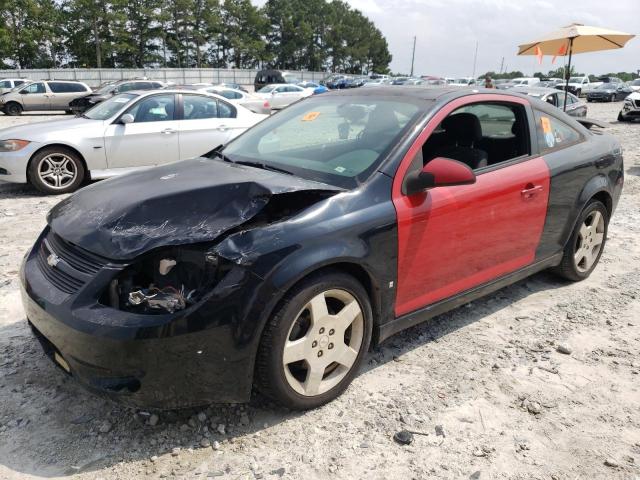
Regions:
[[540, 116, 552, 133], [302, 111, 320, 122]]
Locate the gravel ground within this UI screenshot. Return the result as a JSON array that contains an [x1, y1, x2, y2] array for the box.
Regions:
[[0, 103, 639, 480]]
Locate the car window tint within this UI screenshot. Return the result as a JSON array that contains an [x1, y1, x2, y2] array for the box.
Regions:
[[118, 83, 138, 92], [24, 82, 45, 94], [48, 82, 77, 93], [126, 94, 175, 123], [275, 86, 286, 93], [0, 80, 10, 88], [183, 95, 218, 120], [15, 80, 25, 86], [534, 110, 582, 152], [152, 82, 164, 88], [422, 102, 530, 170], [217, 100, 236, 118]]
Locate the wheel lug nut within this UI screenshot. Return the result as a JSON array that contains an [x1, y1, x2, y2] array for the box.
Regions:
[[329, 329, 335, 335], [328, 343, 333, 349], [319, 327, 325, 334], [312, 341, 317, 348], [318, 350, 323, 357]]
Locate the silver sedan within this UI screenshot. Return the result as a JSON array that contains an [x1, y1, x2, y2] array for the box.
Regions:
[[0, 90, 267, 194]]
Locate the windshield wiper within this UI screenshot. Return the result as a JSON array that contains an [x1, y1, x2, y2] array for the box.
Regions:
[[210, 149, 234, 163], [234, 160, 294, 176]]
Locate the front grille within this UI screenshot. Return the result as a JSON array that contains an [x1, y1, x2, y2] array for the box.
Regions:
[[35, 231, 108, 294], [46, 232, 106, 274], [635, 99, 640, 109], [37, 244, 84, 294]]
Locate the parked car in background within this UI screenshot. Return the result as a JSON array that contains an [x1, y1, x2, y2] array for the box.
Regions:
[[298, 81, 328, 94], [216, 83, 248, 93], [510, 77, 541, 87], [21, 88, 623, 410], [586, 83, 633, 102], [173, 85, 271, 115], [0, 78, 29, 94], [362, 78, 387, 87], [597, 76, 623, 85], [1, 80, 91, 116], [254, 84, 312, 109], [495, 79, 514, 89], [0, 90, 267, 193], [618, 91, 640, 122], [450, 77, 477, 86], [325, 76, 353, 89], [538, 78, 564, 88], [69, 79, 167, 114], [511, 86, 587, 117], [254, 70, 300, 91], [628, 79, 640, 92], [558, 76, 598, 97]]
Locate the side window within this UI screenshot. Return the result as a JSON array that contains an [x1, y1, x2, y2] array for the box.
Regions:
[[151, 82, 164, 89], [15, 80, 25, 86], [125, 94, 175, 123], [421, 102, 530, 170], [24, 82, 45, 94], [217, 100, 236, 118], [534, 110, 582, 153], [275, 86, 286, 93], [183, 95, 218, 120], [118, 83, 138, 92], [0, 80, 10, 88], [138, 82, 153, 90], [48, 82, 80, 93]]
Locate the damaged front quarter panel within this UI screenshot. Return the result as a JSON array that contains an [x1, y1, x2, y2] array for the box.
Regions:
[[47, 158, 342, 261]]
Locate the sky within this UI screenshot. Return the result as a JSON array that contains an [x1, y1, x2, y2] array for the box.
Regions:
[[255, 0, 640, 77]]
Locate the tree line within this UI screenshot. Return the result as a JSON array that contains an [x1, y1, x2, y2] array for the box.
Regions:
[[0, 0, 392, 74]]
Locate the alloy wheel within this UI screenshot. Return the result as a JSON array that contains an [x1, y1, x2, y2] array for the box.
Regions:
[[282, 289, 364, 396], [37, 153, 77, 190], [574, 210, 605, 273]]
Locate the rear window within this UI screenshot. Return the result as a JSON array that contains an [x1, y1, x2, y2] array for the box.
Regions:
[[49, 82, 87, 93], [534, 110, 582, 153]]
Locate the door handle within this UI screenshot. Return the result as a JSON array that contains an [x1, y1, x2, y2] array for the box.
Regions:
[[521, 184, 543, 200], [217, 125, 228, 131], [161, 128, 176, 135]]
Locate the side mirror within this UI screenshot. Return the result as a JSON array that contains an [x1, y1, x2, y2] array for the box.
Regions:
[[119, 113, 134, 124], [404, 157, 476, 196]]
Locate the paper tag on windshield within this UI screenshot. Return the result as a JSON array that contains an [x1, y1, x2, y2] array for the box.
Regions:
[[540, 116, 552, 133], [334, 166, 346, 173], [302, 111, 320, 122]]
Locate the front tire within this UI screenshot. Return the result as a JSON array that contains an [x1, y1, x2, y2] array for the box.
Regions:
[[618, 112, 626, 122], [610, 94, 616, 102], [553, 200, 608, 282], [28, 147, 85, 194], [255, 271, 373, 410], [4, 102, 22, 116]]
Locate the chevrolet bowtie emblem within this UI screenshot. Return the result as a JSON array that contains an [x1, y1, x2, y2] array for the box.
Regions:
[[47, 253, 61, 268]]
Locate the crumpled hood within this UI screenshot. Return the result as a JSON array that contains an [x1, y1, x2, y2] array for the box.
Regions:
[[48, 158, 342, 260], [0, 117, 102, 140]]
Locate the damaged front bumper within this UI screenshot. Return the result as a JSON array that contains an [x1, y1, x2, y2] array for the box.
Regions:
[[20, 230, 274, 409]]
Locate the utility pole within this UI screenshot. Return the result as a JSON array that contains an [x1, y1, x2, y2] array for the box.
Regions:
[[472, 40, 478, 78], [410, 36, 416, 77], [499, 56, 504, 74]]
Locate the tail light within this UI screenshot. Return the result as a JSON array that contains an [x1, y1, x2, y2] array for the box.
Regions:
[[263, 101, 270, 108]]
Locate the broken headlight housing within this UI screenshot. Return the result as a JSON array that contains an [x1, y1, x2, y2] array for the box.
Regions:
[[103, 247, 227, 315]]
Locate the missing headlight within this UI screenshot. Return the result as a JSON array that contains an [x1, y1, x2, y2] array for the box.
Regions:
[[104, 247, 226, 315]]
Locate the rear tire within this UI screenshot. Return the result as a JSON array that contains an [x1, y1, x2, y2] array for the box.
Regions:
[[4, 102, 22, 116], [553, 200, 608, 282], [28, 147, 85, 194], [255, 271, 372, 410]]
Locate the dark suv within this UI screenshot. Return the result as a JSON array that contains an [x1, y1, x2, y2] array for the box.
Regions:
[[69, 79, 166, 114]]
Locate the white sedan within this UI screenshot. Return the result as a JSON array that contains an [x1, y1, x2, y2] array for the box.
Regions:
[[0, 90, 267, 194], [254, 84, 313, 109]]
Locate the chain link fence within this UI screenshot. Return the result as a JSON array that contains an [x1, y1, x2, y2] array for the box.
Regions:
[[0, 68, 329, 89]]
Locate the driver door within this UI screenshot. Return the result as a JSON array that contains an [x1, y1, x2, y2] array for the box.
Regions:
[[20, 82, 51, 111], [103, 93, 180, 169], [392, 96, 550, 316]]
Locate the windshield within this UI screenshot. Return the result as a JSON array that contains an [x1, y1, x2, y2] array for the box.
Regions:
[[258, 86, 275, 93], [569, 77, 583, 83], [221, 96, 423, 189], [631, 79, 640, 86], [83, 93, 138, 120]]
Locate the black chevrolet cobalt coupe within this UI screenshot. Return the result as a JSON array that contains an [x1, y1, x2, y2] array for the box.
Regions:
[[21, 88, 623, 410]]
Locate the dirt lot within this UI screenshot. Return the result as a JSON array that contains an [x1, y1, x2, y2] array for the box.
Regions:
[[0, 103, 639, 480]]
